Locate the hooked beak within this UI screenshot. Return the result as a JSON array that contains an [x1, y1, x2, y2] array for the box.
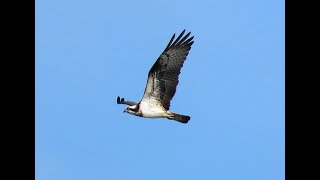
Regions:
[[123, 109, 127, 113]]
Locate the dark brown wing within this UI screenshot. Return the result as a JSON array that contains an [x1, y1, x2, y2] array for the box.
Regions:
[[141, 30, 194, 110], [117, 96, 137, 106]]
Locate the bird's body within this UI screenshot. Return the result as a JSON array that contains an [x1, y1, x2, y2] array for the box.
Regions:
[[138, 100, 168, 118], [117, 30, 194, 124]]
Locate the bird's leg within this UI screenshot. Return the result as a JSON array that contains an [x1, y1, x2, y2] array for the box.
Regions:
[[166, 111, 175, 119]]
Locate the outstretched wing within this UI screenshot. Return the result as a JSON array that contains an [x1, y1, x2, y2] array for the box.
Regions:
[[117, 96, 137, 106], [141, 30, 194, 110]]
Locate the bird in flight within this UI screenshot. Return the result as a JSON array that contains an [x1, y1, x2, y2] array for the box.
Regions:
[[117, 30, 194, 123]]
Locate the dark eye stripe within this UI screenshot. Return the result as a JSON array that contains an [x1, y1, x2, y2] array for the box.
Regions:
[[129, 104, 140, 112]]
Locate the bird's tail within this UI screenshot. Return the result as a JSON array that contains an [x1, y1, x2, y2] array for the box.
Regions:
[[169, 113, 191, 124]]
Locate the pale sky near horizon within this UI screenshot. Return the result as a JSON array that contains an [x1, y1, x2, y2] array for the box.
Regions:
[[36, 0, 284, 179]]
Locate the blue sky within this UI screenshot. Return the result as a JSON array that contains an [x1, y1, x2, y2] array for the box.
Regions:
[[36, 0, 284, 179]]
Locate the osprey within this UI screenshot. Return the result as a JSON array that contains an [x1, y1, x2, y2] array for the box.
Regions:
[[117, 30, 194, 123]]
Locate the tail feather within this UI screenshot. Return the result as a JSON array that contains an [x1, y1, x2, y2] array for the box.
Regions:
[[170, 113, 191, 124]]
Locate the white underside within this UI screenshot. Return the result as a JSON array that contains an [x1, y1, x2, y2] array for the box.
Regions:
[[139, 100, 168, 118]]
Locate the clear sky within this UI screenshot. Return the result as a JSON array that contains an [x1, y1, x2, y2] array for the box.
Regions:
[[36, 0, 284, 179]]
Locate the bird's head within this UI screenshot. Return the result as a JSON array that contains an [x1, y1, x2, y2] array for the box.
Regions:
[[123, 104, 142, 116]]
